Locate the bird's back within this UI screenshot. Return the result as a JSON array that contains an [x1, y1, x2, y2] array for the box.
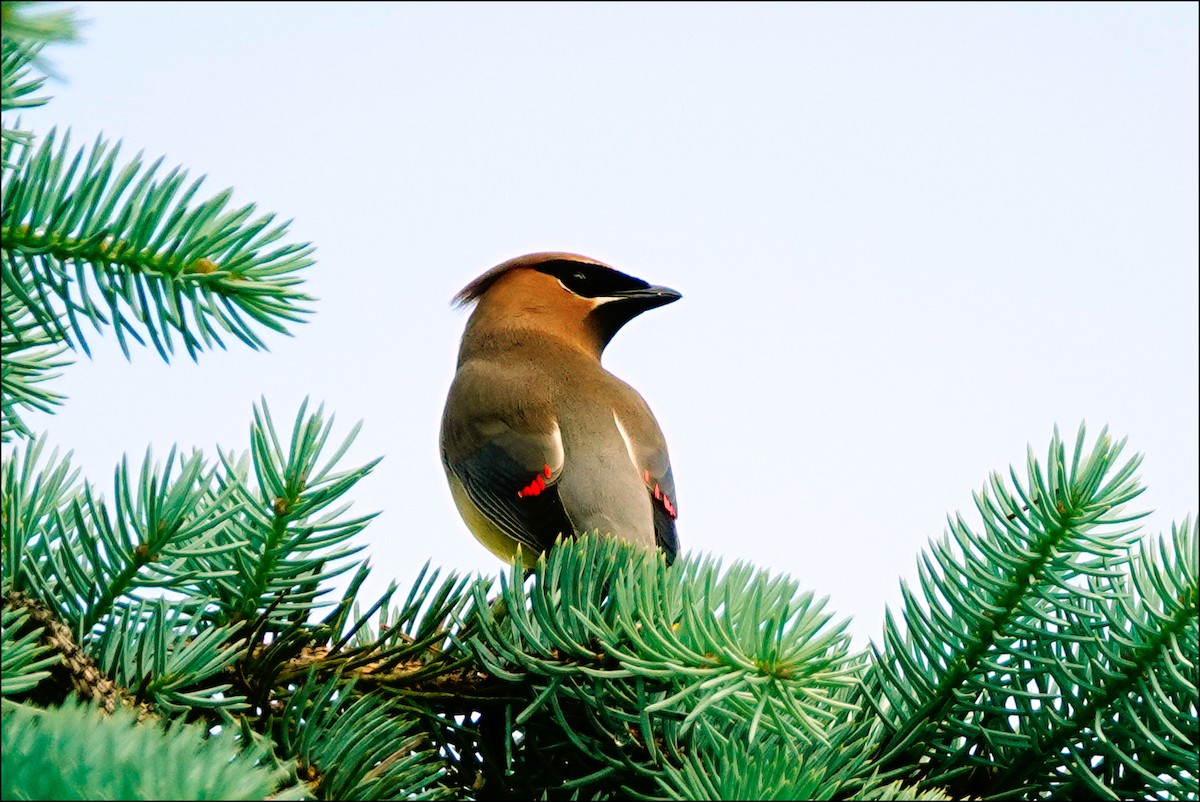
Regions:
[[442, 335, 675, 559]]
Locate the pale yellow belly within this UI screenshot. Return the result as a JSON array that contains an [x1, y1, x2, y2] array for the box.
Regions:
[[447, 473, 539, 568]]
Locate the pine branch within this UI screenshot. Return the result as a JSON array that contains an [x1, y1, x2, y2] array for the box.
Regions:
[[1, 435, 247, 635], [985, 517, 1199, 800], [1, 9, 314, 443], [0, 3, 79, 50], [271, 645, 500, 704], [196, 398, 380, 630], [1, 284, 69, 440], [272, 674, 451, 800], [268, 565, 495, 700], [455, 535, 861, 797], [3, 410, 1193, 800], [1, 699, 286, 801], [1, 34, 50, 150], [1, 399, 391, 721], [1, 434, 81, 595], [860, 424, 1199, 800], [1, 589, 142, 715], [1, 602, 58, 695], [1, 129, 315, 363], [657, 715, 950, 801], [93, 595, 248, 715]]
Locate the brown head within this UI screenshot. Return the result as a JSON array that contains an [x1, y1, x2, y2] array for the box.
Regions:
[[453, 252, 681, 361]]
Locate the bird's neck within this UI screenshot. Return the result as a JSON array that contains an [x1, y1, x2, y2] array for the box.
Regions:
[[458, 309, 606, 366]]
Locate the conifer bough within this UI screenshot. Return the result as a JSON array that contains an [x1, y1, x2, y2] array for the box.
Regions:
[[1, 5, 1195, 801], [1, 19, 313, 441]]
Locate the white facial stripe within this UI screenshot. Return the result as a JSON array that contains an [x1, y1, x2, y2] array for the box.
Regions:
[[549, 420, 565, 473], [612, 411, 640, 474], [553, 278, 623, 308]]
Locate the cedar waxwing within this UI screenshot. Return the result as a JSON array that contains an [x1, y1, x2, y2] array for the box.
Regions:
[[440, 252, 681, 567]]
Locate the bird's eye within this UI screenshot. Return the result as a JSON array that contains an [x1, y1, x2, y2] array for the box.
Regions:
[[557, 270, 593, 295]]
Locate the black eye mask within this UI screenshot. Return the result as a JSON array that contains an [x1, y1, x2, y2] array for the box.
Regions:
[[535, 260, 651, 298]]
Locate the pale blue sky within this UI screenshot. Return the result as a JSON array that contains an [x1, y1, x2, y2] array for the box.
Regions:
[[15, 2, 1199, 645]]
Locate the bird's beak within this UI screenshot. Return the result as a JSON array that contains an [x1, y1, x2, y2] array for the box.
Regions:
[[603, 284, 682, 310]]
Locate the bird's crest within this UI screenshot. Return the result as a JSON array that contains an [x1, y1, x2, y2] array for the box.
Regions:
[[452, 252, 613, 307]]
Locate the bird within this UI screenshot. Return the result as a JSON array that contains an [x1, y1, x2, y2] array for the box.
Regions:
[[440, 252, 681, 567]]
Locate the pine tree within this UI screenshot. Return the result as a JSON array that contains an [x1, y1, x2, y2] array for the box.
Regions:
[[2, 6, 1196, 800]]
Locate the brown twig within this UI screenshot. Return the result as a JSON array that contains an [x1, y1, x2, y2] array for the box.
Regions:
[[268, 643, 514, 706], [3, 590, 152, 719]]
